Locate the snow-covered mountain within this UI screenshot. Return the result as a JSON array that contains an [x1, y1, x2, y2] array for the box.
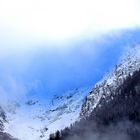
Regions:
[[81, 45, 140, 118], [1, 45, 140, 140], [0, 87, 91, 140]]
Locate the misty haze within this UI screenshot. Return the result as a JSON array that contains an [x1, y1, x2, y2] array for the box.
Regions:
[[0, 0, 140, 140]]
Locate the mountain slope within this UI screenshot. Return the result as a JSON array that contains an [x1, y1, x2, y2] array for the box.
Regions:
[[2, 87, 91, 140], [81, 45, 140, 118], [52, 64, 140, 140], [49, 45, 140, 140]]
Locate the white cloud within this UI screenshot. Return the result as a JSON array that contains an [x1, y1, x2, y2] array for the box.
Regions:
[[0, 76, 27, 107], [0, 0, 140, 43]]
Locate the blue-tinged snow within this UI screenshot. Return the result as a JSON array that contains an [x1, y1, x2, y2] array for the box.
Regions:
[[3, 87, 91, 140]]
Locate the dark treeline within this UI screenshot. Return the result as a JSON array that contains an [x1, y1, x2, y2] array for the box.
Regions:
[[49, 69, 140, 140]]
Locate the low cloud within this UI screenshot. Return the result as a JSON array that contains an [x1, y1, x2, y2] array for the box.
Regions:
[[65, 120, 139, 140]]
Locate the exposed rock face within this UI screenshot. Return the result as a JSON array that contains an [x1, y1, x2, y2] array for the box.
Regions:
[[0, 106, 7, 131], [0, 107, 18, 140]]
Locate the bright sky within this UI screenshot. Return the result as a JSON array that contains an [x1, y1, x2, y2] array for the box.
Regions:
[[0, 0, 140, 42], [0, 0, 140, 101]]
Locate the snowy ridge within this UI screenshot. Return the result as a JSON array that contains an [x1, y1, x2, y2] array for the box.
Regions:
[[81, 45, 140, 118], [2, 87, 91, 140]]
